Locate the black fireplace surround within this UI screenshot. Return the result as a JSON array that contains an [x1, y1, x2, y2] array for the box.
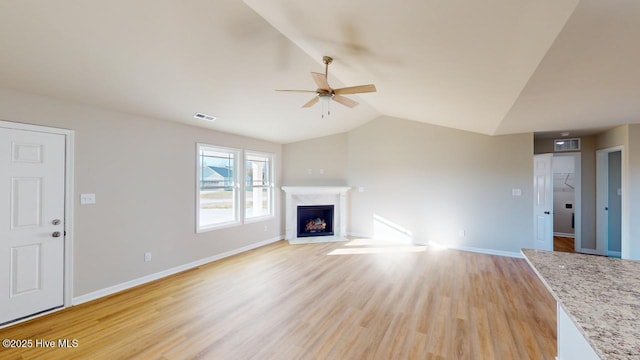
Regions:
[[297, 205, 334, 237]]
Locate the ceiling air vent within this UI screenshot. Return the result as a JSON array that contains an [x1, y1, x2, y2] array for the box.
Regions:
[[554, 138, 580, 152], [193, 112, 216, 121]]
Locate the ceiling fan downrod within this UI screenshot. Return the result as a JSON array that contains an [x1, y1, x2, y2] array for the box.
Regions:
[[323, 56, 333, 79]]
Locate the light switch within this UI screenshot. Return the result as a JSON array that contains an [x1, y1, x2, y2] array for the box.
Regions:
[[618, 188, 622, 196], [512, 189, 522, 196], [80, 193, 96, 205]]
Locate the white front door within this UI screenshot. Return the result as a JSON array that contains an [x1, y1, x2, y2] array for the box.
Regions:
[[0, 127, 65, 325], [534, 154, 553, 251]]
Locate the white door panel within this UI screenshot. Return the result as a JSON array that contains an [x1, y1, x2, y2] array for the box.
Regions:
[[12, 177, 43, 228], [1, 127, 65, 325], [534, 154, 553, 251]]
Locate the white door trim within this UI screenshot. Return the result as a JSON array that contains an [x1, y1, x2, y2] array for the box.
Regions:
[[0, 120, 74, 314], [596, 145, 624, 257]]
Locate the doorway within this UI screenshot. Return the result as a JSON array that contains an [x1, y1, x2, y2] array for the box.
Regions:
[[0, 120, 74, 326], [596, 146, 623, 258], [552, 153, 581, 253], [533, 153, 581, 252]]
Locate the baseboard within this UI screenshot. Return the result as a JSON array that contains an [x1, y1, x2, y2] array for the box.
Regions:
[[554, 232, 575, 238], [408, 239, 523, 258], [445, 244, 524, 258], [348, 234, 523, 258], [72, 236, 283, 305], [578, 248, 598, 255], [347, 232, 370, 238], [607, 251, 622, 257]]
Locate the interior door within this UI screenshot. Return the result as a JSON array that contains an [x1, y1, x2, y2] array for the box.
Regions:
[[534, 154, 553, 250], [0, 127, 65, 325], [596, 147, 623, 257], [607, 151, 622, 257]]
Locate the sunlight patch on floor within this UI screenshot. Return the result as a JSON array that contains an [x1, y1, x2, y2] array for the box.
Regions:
[[344, 238, 408, 247], [427, 241, 450, 251], [328, 215, 451, 255], [327, 245, 427, 256]]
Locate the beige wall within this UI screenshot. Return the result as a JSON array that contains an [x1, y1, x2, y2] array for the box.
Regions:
[[347, 116, 534, 253], [0, 88, 282, 297], [281, 133, 348, 186], [626, 125, 640, 259], [596, 125, 627, 149], [534, 138, 554, 154]]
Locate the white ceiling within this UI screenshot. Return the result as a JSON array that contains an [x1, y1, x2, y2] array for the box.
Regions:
[[1, 0, 639, 143]]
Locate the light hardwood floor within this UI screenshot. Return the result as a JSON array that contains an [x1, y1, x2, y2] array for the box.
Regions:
[[553, 236, 575, 253], [0, 239, 556, 359]]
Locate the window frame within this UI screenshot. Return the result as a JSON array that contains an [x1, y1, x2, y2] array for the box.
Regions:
[[196, 143, 241, 232], [243, 150, 275, 222]]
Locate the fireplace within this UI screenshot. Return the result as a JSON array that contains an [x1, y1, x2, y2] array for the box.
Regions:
[[282, 186, 351, 244], [297, 205, 334, 237]]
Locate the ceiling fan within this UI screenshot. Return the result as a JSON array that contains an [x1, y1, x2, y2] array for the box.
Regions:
[[276, 56, 376, 109]]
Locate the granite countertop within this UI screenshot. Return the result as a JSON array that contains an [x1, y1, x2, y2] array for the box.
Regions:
[[521, 249, 640, 360]]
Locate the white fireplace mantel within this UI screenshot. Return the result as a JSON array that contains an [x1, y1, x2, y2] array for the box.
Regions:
[[282, 186, 351, 243]]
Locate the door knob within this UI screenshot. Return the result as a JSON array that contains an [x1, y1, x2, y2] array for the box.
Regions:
[[544, 211, 550, 215], [52, 231, 61, 238]]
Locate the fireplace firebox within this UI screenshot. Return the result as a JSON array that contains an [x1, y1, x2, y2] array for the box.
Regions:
[[297, 205, 334, 237]]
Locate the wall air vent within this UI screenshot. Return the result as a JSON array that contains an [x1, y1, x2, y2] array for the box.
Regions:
[[193, 112, 216, 121], [554, 138, 580, 152]]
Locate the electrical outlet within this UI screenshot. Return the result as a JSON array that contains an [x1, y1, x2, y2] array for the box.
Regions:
[[264, 225, 268, 232], [144, 252, 152, 262], [80, 193, 96, 205], [458, 229, 466, 238]]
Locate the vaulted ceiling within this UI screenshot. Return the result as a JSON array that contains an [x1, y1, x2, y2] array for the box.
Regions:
[[1, 0, 639, 143]]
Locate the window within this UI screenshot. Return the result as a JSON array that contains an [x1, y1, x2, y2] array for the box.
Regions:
[[197, 145, 275, 232], [245, 152, 274, 220], [197, 144, 240, 231]]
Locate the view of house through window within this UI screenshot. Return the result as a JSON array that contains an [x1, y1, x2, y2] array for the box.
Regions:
[[197, 145, 239, 230], [245, 152, 273, 219], [197, 144, 274, 232]]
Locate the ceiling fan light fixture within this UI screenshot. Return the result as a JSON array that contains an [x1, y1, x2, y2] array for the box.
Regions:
[[275, 55, 376, 111], [318, 93, 333, 103]]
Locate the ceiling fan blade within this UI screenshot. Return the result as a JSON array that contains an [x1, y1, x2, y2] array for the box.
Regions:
[[275, 89, 317, 93], [333, 84, 376, 95], [311, 72, 330, 91], [302, 96, 319, 108], [332, 95, 358, 108]]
